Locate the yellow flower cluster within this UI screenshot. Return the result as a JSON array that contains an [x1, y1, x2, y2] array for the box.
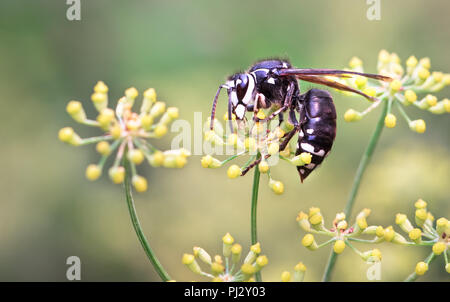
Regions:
[[182, 233, 268, 282], [392, 199, 449, 278], [343, 50, 450, 134], [201, 112, 312, 195], [59, 81, 190, 192], [297, 207, 382, 263]]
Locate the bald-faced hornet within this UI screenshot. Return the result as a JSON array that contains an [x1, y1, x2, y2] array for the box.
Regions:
[[210, 59, 391, 182]]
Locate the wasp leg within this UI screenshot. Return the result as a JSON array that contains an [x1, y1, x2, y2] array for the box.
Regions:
[[264, 81, 295, 123], [241, 154, 271, 176]]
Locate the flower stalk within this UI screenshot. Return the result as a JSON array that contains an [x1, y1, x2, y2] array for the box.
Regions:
[[124, 158, 171, 281], [322, 100, 388, 282], [251, 153, 262, 282]]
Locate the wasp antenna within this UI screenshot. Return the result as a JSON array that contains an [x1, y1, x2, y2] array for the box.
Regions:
[[210, 85, 227, 130]]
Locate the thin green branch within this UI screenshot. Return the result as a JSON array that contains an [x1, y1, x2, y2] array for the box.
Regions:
[[124, 158, 171, 281], [322, 100, 388, 282], [404, 252, 436, 282], [251, 153, 262, 282]]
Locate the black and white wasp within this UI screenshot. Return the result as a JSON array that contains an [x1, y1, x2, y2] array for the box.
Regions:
[[210, 58, 391, 182]]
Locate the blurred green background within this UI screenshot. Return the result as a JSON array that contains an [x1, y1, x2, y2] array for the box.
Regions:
[[0, 0, 448, 281]]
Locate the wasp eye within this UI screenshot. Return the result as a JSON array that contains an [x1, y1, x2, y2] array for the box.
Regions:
[[236, 74, 249, 100]]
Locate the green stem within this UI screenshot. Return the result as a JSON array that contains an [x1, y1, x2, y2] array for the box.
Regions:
[[404, 252, 436, 282], [251, 154, 262, 282], [322, 100, 388, 282], [124, 159, 171, 281]]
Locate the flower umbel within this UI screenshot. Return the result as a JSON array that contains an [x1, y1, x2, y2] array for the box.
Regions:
[[342, 51, 450, 133], [182, 233, 268, 282], [297, 208, 384, 264], [201, 114, 312, 195], [59, 82, 190, 192], [391, 199, 449, 280]]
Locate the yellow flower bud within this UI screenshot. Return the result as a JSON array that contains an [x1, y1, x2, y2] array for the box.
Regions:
[[96, 141, 111, 156], [128, 149, 145, 165], [419, 57, 431, 69], [384, 226, 395, 242], [250, 242, 261, 254], [256, 110, 266, 120], [349, 56, 363, 69], [140, 114, 154, 130], [404, 90, 417, 104], [446, 264, 450, 274], [125, 87, 139, 99], [58, 127, 75, 143], [432, 242, 446, 255], [258, 160, 269, 173], [389, 79, 402, 92], [255, 255, 268, 269], [291, 152, 312, 166], [268, 142, 280, 155], [167, 107, 179, 119], [309, 213, 323, 225], [241, 263, 256, 275], [182, 253, 202, 274], [418, 68, 430, 80], [376, 226, 385, 238], [371, 249, 382, 262], [143, 88, 157, 103], [309, 207, 321, 217], [408, 228, 422, 241], [211, 262, 225, 276], [384, 113, 396, 128], [193, 246, 212, 265], [415, 262, 428, 276], [301, 234, 317, 250], [414, 199, 427, 209], [406, 56, 418, 68], [91, 92, 108, 112], [378, 49, 390, 64], [222, 232, 234, 245], [432, 71, 443, 83], [149, 101, 166, 118], [293, 262, 306, 282], [344, 109, 362, 122], [85, 164, 101, 181], [333, 240, 346, 254], [227, 165, 241, 179], [97, 108, 115, 128], [269, 179, 284, 195], [132, 175, 148, 192], [94, 81, 109, 93], [66, 100, 87, 123], [201, 155, 213, 168], [154, 124, 168, 138], [281, 271, 291, 282], [363, 87, 377, 97], [244, 137, 256, 151], [108, 166, 125, 184], [436, 217, 448, 235], [357, 217, 368, 230], [110, 123, 121, 139], [296, 211, 311, 232], [409, 119, 426, 133], [337, 220, 348, 230], [175, 155, 187, 168], [355, 76, 367, 88], [227, 133, 238, 146], [148, 151, 164, 167], [231, 244, 242, 264]]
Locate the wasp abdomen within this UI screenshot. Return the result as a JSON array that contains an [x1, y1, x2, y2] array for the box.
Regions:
[[296, 89, 336, 182]]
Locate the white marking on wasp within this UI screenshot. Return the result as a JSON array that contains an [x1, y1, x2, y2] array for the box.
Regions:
[[282, 62, 288, 68], [235, 104, 246, 119], [267, 77, 275, 85], [256, 93, 266, 108], [301, 143, 325, 156], [306, 129, 314, 134], [299, 131, 304, 137], [305, 163, 316, 169], [230, 90, 239, 106], [226, 80, 234, 88], [300, 169, 305, 174], [241, 74, 255, 105]]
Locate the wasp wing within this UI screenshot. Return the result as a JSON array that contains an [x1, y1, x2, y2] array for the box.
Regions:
[[278, 68, 392, 81], [277, 68, 391, 102]]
